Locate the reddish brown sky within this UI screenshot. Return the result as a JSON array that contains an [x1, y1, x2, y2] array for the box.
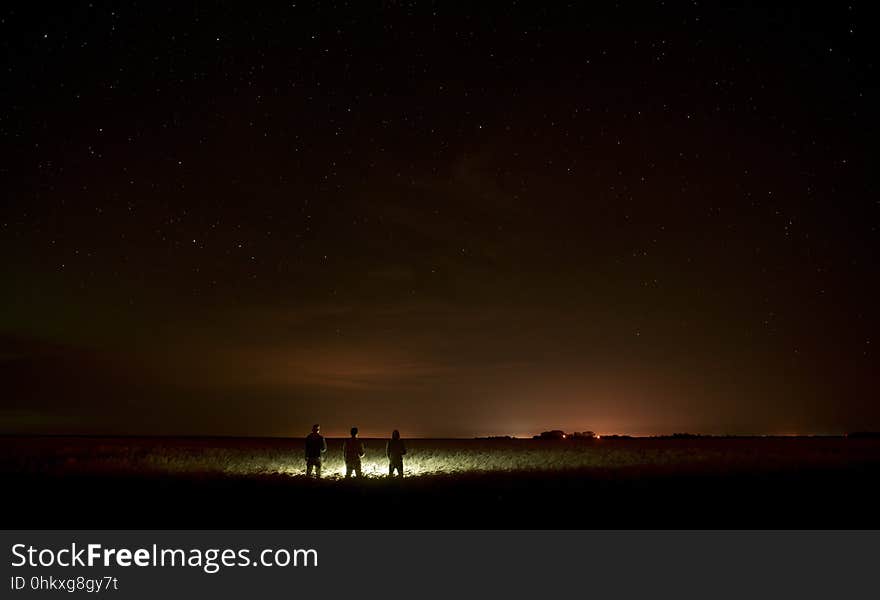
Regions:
[[1, 4, 877, 437]]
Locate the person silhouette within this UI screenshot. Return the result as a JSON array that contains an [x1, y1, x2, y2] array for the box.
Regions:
[[386, 430, 406, 477], [343, 426, 365, 478], [304, 424, 327, 478]]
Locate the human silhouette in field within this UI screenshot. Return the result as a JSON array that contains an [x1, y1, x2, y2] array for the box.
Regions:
[[304, 424, 327, 478], [386, 429, 406, 477], [343, 427, 366, 478]]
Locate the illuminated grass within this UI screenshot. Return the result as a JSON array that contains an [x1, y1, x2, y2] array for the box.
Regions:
[[4, 437, 874, 480]]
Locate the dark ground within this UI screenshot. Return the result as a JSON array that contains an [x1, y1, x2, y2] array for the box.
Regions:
[[3, 437, 880, 529], [7, 465, 880, 529]]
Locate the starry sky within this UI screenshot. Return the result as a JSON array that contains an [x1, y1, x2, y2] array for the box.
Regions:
[[1, 3, 877, 437]]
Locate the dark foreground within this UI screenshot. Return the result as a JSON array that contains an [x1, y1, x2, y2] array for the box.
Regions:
[[3, 436, 880, 528]]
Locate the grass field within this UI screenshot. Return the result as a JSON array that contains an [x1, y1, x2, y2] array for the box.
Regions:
[[5, 435, 878, 477], [3, 435, 880, 528]]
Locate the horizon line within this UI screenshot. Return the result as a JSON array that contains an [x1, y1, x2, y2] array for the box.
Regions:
[[0, 431, 869, 439]]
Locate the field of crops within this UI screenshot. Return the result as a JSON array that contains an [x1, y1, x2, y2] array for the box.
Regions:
[[3, 435, 879, 478], [5, 435, 880, 528]]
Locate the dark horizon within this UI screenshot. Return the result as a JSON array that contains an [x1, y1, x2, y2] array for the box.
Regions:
[[1, 430, 872, 440], [2, 3, 877, 438]]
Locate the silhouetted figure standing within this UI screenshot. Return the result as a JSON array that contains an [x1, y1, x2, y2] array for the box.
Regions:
[[386, 430, 406, 477], [343, 426, 365, 478], [304, 424, 327, 478]]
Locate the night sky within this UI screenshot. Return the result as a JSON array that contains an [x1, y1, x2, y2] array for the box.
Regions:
[[1, 3, 877, 437]]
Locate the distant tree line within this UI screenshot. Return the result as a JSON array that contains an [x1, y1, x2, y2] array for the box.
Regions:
[[475, 431, 878, 440], [532, 430, 597, 440]]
